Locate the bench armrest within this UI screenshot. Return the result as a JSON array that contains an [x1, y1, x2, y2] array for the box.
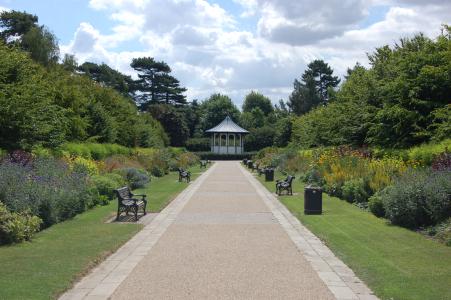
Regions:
[[131, 193, 147, 199]]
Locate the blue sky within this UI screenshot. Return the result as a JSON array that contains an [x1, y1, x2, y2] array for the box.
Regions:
[[0, 0, 449, 106]]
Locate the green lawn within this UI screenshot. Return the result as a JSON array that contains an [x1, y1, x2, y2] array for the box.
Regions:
[[135, 165, 206, 212], [0, 164, 208, 299], [256, 169, 451, 300]]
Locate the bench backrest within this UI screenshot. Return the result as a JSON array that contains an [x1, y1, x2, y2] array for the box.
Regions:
[[115, 186, 131, 200], [286, 175, 295, 184]]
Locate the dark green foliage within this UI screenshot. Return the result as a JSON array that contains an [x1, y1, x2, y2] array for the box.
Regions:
[[185, 138, 210, 152], [78, 62, 134, 98], [200, 93, 241, 131], [131, 57, 186, 107], [245, 126, 276, 151], [91, 173, 125, 200], [381, 169, 451, 229], [288, 59, 340, 115], [0, 10, 38, 41], [291, 28, 450, 149], [21, 26, 59, 66], [368, 193, 385, 217], [195, 152, 256, 160], [0, 43, 168, 150], [274, 117, 292, 147], [0, 10, 59, 66], [147, 104, 190, 147], [242, 91, 273, 115], [342, 179, 370, 203]]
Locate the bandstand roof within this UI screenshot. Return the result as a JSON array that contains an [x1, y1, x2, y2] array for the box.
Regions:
[[205, 116, 249, 134]]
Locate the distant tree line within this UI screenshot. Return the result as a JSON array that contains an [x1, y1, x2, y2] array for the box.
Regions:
[[1, 10, 449, 152]]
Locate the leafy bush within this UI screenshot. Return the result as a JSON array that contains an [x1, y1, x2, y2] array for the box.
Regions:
[[0, 203, 42, 245], [381, 169, 451, 229], [135, 148, 171, 177], [176, 152, 199, 169], [407, 139, 451, 166], [57, 143, 131, 159], [69, 156, 99, 175], [368, 193, 385, 217], [185, 138, 210, 152], [91, 173, 125, 200], [116, 168, 150, 189], [342, 179, 370, 203]]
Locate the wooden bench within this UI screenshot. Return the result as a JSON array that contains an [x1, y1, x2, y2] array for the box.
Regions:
[[115, 186, 147, 221], [276, 175, 295, 195], [178, 168, 191, 182]]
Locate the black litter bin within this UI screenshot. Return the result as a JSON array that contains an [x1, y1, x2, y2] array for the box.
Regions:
[[243, 158, 248, 165], [247, 160, 253, 169], [265, 168, 274, 181], [304, 185, 322, 214]]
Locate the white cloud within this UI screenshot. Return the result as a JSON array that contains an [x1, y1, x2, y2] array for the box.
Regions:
[[61, 0, 450, 106]]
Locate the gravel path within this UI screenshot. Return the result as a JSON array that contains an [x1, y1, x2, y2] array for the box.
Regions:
[[61, 161, 377, 300]]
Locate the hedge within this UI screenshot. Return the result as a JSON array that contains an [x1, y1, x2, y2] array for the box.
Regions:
[[195, 152, 257, 160]]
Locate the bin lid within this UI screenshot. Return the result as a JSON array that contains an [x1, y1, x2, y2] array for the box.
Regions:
[[305, 185, 322, 191]]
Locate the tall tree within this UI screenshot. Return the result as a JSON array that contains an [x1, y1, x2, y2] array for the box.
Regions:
[[78, 62, 134, 98], [304, 60, 340, 104], [0, 10, 38, 41], [200, 94, 241, 131], [0, 10, 59, 66], [288, 59, 340, 115], [130, 57, 186, 108], [288, 74, 319, 115], [147, 104, 189, 147], [242, 91, 274, 115]]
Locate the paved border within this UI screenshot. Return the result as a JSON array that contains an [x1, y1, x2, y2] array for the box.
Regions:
[[59, 163, 218, 300], [238, 163, 379, 300]]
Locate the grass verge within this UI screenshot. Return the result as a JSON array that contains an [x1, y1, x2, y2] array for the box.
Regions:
[[0, 164, 208, 299], [255, 168, 451, 300]]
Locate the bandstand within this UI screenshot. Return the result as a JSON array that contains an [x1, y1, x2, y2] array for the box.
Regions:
[[205, 116, 249, 154]]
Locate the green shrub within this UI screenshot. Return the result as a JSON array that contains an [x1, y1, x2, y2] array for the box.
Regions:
[[150, 165, 166, 177], [116, 168, 150, 189], [381, 169, 451, 229], [185, 138, 210, 152], [407, 139, 451, 165], [342, 179, 370, 203], [0, 203, 42, 245], [58, 143, 131, 159], [91, 173, 125, 200], [368, 193, 385, 217], [433, 219, 451, 246]]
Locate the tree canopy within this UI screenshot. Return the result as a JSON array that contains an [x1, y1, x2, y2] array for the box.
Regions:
[[131, 57, 186, 108], [288, 59, 340, 115], [0, 10, 59, 66], [291, 27, 451, 149]]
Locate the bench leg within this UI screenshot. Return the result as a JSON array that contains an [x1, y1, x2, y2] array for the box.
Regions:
[[116, 206, 121, 220]]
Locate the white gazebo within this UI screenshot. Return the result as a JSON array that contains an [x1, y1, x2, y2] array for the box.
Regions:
[[205, 116, 249, 154]]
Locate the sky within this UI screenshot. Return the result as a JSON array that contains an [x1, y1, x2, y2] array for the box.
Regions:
[[0, 0, 449, 108]]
